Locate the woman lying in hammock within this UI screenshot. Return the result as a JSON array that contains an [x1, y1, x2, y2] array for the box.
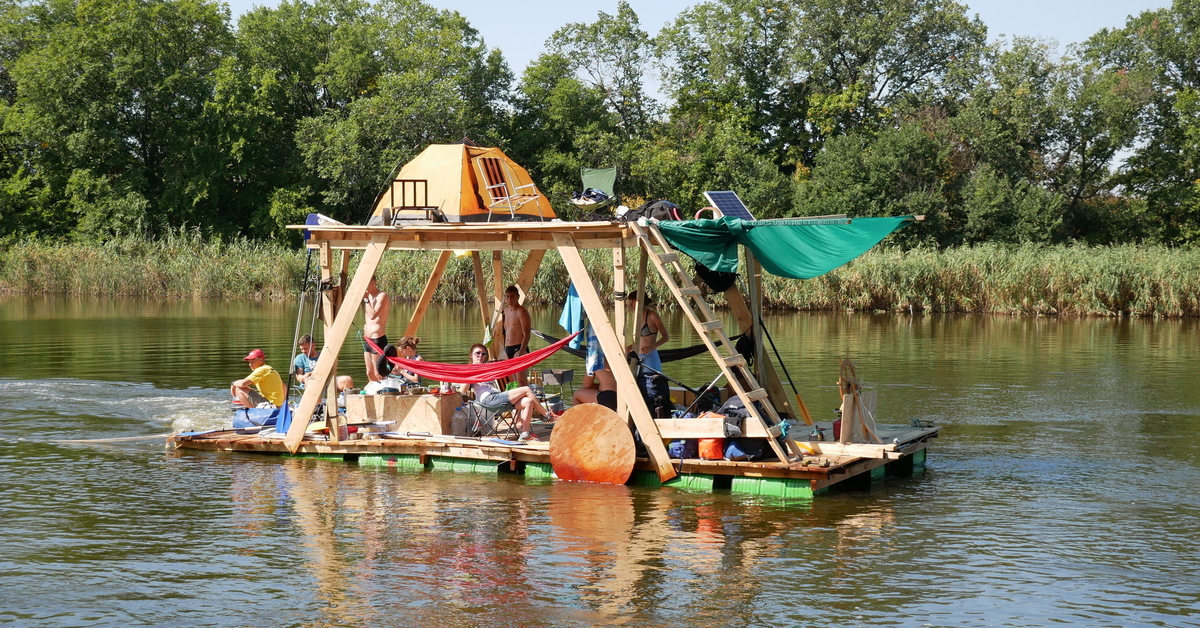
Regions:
[[458, 343, 559, 442]]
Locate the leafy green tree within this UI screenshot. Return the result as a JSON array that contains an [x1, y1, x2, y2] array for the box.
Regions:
[[287, 0, 511, 223], [1085, 0, 1200, 243], [961, 164, 1064, 243], [3, 0, 234, 240], [547, 0, 659, 141], [796, 121, 959, 245], [504, 53, 620, 219]]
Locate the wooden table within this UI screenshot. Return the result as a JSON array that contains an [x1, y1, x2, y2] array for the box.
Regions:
[[344, 392, 463, 435]]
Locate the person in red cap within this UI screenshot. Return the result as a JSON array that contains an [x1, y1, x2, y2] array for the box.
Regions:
[[230, 348, 285, 408]]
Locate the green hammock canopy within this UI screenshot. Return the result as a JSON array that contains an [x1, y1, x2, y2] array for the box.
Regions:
[[655, 215, 913, 279]]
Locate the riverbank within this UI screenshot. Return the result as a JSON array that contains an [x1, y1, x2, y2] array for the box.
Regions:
[[2, 234, 1197, 316]]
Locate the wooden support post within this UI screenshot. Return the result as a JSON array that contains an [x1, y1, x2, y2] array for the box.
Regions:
[[746, 251, 767, 381], [490, 251, 505, 357], [629, 250, 648, 370], [405, 250, 451, 336], [470, 252, 490, 338], [322, 246, 348, 442], [613, 245, 627, 416], [285, 237, 389, 452], [554, 233, 677, 483], [317, 244, 340, 441], [514, 250, 545, 298]]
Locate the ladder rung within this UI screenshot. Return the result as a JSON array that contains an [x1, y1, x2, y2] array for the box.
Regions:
[[699, 320, 723, 331], [658, 253, 679, 263], [743, 388, 770, 401], [679, 286, 702, 296], [723, 355, 746, 367]]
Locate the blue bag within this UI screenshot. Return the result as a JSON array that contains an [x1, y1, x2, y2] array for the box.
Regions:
[[723, 438, 766, 461], [668, 439, 698, 459]]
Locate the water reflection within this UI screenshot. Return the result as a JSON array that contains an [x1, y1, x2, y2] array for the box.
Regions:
[[2, 296, 1199, 627]]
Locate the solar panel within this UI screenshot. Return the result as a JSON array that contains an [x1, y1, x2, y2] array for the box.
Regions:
[[704, 191, 756, 221]]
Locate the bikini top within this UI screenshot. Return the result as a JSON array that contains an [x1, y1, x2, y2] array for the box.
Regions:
[[639, 322, 654, 337]]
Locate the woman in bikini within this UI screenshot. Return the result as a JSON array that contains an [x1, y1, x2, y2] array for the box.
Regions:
[[626, 290, 669, 373], [458, 343, 556, 442]]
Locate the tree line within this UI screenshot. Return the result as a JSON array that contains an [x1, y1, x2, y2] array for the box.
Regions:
[[0, 0, 1197, 249]]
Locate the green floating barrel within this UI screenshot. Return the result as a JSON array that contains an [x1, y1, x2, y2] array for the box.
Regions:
[[359, 454, 424, 470], [730, 477, 814, 500], [429, 456, 500, 474], [628, 470, 665, 487], [664, 473, 716, 493], [524, 462, 557, 481], [282, 452, 346, 461], [912, 448, 927, 471]]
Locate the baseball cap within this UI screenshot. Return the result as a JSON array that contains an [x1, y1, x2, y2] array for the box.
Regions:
[[242, 349, 266, 361]]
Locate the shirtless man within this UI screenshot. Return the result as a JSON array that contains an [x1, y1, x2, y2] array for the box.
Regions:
[[362, 276, 390, 382], [501, 285, 531, 386]]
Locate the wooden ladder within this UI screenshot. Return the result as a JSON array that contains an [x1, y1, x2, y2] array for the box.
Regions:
[[630, 221, 805, 463]]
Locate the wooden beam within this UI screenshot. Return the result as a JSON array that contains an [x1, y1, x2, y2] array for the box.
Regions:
[[285, 236, 389, 452], [514, 249, 545, 296], [613, 245, 627, 416], [319, 245, 343, 443], [489, 251, 505, 356], [405, 250, 451, 336], [554, 233, 677, 483], [470, 252, 489, 337]]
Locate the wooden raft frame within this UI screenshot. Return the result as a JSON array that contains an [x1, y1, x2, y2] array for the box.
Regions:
[[173, 218, 933, 486]]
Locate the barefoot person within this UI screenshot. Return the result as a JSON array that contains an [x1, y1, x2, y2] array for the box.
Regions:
[[231, 349, 285, 408], [501, 285, 531, 386], [362, 275, 390, 382], [458, 343, 555, 442]]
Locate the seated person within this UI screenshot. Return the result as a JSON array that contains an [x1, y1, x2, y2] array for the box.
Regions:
[[231, 348, 285, 408], [394, 336, 424, 385], [458, 343, 556, 442], [362, 344, 410, 395], [573, 324, 616, 410], [292, 334, 354, 393], [573, 364, 617, 411]]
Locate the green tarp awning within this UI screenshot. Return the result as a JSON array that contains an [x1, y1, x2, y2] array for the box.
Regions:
[[655, 216, 912, 279]]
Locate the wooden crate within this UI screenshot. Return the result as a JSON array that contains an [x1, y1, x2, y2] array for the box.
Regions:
[[344, 393, 463, 435]]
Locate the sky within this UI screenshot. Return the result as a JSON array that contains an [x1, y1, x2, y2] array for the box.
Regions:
[[225, 0, 1172, 75]]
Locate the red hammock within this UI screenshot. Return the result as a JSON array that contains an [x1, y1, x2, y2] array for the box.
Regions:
[[365, 331, 580, 385]]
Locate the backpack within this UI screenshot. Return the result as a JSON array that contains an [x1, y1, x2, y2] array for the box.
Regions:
[[619, 200, 683, 222]]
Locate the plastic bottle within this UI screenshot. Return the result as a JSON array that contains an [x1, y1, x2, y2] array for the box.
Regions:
[[452, 405, 468, 437]]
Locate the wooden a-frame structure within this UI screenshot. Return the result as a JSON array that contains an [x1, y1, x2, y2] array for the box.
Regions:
[[283, 220, 812, 483]]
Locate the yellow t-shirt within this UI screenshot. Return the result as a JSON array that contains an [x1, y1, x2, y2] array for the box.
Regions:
[[247, 365, 286, 407]]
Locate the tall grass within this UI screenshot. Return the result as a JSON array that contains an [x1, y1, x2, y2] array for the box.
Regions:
[[3, 235, 1198, 316]]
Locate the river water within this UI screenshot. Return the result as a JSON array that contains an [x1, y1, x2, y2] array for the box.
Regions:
[[0, 296, 1197, 627]]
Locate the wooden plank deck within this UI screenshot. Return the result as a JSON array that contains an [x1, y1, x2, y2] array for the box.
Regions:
[[168, 423, 938, 490]]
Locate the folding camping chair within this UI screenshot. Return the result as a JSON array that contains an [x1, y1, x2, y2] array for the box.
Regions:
[[466, 395, 518, 439], [474, 156, 544, 222], [541, 368, 574, 400], [576, 166, 618, 211]]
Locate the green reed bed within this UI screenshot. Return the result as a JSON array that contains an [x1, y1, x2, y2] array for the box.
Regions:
[[2, 237, 1197, 316], [767, 243, 1200, 317], [0, 230, 305, 298]]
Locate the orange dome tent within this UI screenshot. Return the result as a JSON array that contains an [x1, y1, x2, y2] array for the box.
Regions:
[[370, 143, 555, 223]]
